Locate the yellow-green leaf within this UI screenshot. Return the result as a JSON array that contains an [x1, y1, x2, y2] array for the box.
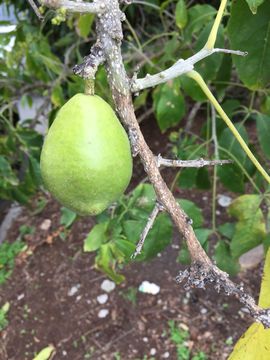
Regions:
[[229, 249, 270, 359], [175, 0, 188, 30], [33, 345, 55, 360], [77, 14, 95, 38]]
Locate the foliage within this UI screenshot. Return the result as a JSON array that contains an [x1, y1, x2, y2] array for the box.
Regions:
[[84, 183, 211, 282], [0, 302, 10, 331], [0, 238, 26, 284], [168, 320, 207, 360]]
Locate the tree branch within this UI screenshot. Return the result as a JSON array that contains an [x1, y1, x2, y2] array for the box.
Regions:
[[28, 0, 44, 20], [132, 202, 164, 258], [39, 0, 104, 14], [131, 48, 247, 92], [157, 155, 232, 168]]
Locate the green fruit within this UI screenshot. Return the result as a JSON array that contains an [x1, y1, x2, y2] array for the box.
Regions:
[[40, 94, 132, 215]]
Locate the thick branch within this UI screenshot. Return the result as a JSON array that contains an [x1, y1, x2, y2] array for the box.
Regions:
[[157, 155, 232, 168], [39, 0, 104, 13], [131, 48, 247, 92]]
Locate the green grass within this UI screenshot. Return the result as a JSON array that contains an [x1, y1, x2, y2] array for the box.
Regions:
[[0, 302, 10, 331], [0, 239, 26, 284], [168, 320, 207, 360]]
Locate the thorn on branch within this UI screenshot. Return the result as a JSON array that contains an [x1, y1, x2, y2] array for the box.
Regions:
[[131, 202, 165, 259], [156, 155, 232, 168], [176, 262, 270, 328], [73, 43, 105, 79]]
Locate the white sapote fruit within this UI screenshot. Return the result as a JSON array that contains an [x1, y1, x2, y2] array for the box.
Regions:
[[40, 94, 132, 215]]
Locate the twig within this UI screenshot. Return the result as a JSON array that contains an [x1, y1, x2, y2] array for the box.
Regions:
[[131, 48, 247, 92], [38, 0, 104, 14], [73, 42, 105, 79], [156, 155, 232, 168], [131, 202, 164, 258], [27, 0, 44, 20], [176, 262, 270, 328]]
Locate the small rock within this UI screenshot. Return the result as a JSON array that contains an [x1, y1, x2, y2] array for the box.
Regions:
[[68, 284, 80, 296], [40, 219, 52, 231], [17, 293, 25, 301], [218, 195, 232, 207], [200, 307, 208, 315], [150, 348, 156, 356], [139, 281, 160, 295], [98, 309, 109, 318], [143, 337, 148, 343], [162, 352, 170, 358], [239, 245, 264, 270], [101, 279, 115, 293], [76, 295, 82, 302], [62, 350, 67, 356], [97, 294, 108, 305]]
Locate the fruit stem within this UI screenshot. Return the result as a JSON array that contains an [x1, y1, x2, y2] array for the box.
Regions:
[[85, 79, 95, 96]]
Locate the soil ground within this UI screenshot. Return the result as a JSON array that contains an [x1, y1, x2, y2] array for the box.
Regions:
[[0, 116, 262, 360]]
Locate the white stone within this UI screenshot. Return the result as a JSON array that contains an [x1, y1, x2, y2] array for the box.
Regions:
[[218, 194, 232, 207], [150, 348, 156, 356], [139, 281, 160, 295], [101, 279, 116, 293], [68, 284, 80, 296], [239, 245, 264, 270], [97, 294, 108, 304], [98, 309, 109, 318], [162, 352, 170, 358], [40, 219, 52, 231], [17, 293, 25, 301]]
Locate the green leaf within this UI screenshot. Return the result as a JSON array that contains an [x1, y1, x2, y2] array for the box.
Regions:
[[178, 168, 198, 189], [194, 23, 224, 80], [175, 0, 188, 30], [60, 207, 77, 228], [140, 213, 172, 260], [183, 4, 216, 42], [256, 113, 270, 159], [95, 244, 125, 284], [218, 222, 235, 240], [214, 241, 240, 276], [228, 248, 270, 360], [84, 222, 109, 252], [227, 0, 270, 90], [178, 199, 203, 228], [115, 238, 136, 258], [123, 214, 173, 261], [153, 82, 185, 132], [33, 345, 55, 360], [51, 85, 64, 107], [77, 14, 95, 38], [228, 195, 266, 258], [218, 124, 253, 192], [245, 0, 265, 14], [178, 228, 211, 265]]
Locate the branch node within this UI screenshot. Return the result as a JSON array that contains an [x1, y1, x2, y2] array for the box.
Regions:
[[176, 262, 270, 328], [73, 42, 105, 79]]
